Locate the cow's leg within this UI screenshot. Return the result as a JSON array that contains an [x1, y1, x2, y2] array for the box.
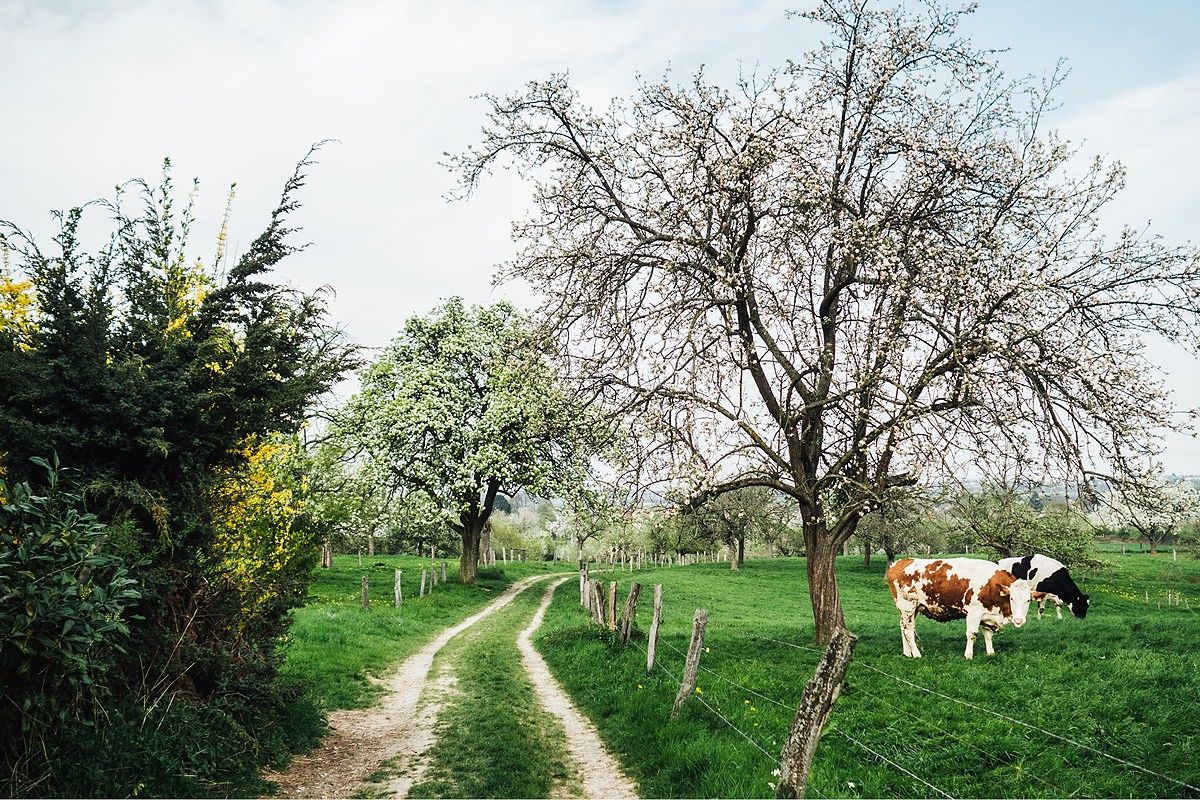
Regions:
[[1055, 599, 1063, 620], [896, 604, 919, 657], [1037, 598, 1045, 620], [964, 612, 981, 659], [983, 626, 995, 656], [903, 611, 921, 658]]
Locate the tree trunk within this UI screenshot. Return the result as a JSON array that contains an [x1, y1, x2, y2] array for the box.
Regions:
[[367, 531, 375, 557], [883, 543, 896, 565], [1150, 538, 1159, 554], [480, 522, 492, 567], [738, 534, 746, 567], [729, 539, 740, 571], [459, 525, 480, 585], [805, 529, 846, 645], [863, 537, 871, 568]]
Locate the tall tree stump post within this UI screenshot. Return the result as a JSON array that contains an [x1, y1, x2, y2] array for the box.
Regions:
[[442, 561, 448, 582], [619, 582, 642, 644], [607, 581, 619, 630], [671, 608, 708, 716], [322, 542, 332, 569], [775, 627, 858, 799], [361, 575, 369, 610], [394, 569, 403, 607], [420, 569, 427, 597], [646, 584, 663, 673]]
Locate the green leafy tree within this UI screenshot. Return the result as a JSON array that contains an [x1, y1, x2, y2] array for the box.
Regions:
[[951, 484, 1100, 568], [338, 299, 598, 583]]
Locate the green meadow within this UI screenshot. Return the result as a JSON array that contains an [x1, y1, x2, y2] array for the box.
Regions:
[[536, 554, 1200, 798]]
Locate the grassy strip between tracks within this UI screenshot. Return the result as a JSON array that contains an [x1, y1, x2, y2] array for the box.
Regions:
[[362, 580, 579, 799]]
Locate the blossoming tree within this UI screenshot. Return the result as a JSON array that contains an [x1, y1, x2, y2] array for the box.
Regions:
[[451, 1, 1200, 641]]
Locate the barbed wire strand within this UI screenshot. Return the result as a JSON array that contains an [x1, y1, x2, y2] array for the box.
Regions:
[[657, 636, 795, 711], [631, 636, 830, 797], [833, 728, 955, 799], [852, 684, 1068, 797], [657, 635, 951, 798], [751, 634, 1200, 794]]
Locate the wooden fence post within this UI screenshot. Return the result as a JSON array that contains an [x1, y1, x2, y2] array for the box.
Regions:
[[607, 581, 619, 630], [672, 608, 708, 716], [394, 569, 403, 607], [361, 575, 369, 610], [420, 569, 427, 597], [646, 584, 663, 673], [775, 627, 858, 799], [619, 582, 642, 644], [442, 561, 448, 583], [591, 580, 605, 624], [579, 567, 588, 606]]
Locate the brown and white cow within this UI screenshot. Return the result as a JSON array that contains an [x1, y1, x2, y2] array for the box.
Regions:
[[885, 558, 1032, 659]]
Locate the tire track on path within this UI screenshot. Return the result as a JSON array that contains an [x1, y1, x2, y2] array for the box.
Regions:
[[266, 573, 560, 799], [518, 577, 639, 799]]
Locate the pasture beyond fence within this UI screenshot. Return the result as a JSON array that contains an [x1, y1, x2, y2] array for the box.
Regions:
[[572, 564, 1200, 799]]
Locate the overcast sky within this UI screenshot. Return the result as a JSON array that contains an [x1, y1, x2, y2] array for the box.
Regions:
[[4, 0, 1200, 470]]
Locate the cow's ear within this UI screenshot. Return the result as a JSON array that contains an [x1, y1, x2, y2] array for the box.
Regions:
[[1000, 589, 1008, 597]]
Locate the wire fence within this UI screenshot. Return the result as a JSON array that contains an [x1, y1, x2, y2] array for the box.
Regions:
[[573, 574, 1199, 799], [654, 632, 954, 798], [749, 633, 1200, 796]]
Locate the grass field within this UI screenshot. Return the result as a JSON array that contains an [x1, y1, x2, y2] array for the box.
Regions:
[[280, 554, 564, 711], [536, 554, 1200, 798]]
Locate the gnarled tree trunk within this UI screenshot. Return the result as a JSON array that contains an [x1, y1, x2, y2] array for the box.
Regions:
[[805, 526, 847, 645]]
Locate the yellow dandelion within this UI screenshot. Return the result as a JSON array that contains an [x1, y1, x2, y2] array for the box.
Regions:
[[694, 686, 703, 694]]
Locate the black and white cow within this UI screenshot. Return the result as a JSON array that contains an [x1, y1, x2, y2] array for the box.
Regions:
[[998, 554, 1089, 620]]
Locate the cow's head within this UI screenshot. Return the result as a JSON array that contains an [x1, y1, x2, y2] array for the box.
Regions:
[[984, 570, 1032, 626], [1069, 594, 1090, 619], [1008, 580, 1032, 626]]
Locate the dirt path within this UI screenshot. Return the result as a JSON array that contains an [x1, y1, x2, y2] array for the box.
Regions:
[[265, 573, 557, 798], [517, 577, 639, 800]]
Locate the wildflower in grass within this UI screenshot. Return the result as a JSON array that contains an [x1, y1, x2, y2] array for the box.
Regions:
[[637, 684, 644, 690], [744, 699, 750, 704], [695, 686, 703, 694], [704, 646, 710, 653]]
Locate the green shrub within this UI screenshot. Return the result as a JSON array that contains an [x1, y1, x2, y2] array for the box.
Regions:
[[0, 456, 142, 789]]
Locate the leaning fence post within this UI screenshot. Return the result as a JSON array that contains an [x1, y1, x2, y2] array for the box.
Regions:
[[361, 575, 369, 610], [607, 581, 619, 630], [646, 584, 663, 673], [420, 569, 427, 597], [775, 626, 859, 799], [619, 582, 642, 644], [672, 608, 708, 716], [394, 569, 403, 607]]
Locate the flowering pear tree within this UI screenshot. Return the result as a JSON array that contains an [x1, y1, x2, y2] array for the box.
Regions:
[[336, 298, 596, 583], [452, 1, 1200, 641]]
